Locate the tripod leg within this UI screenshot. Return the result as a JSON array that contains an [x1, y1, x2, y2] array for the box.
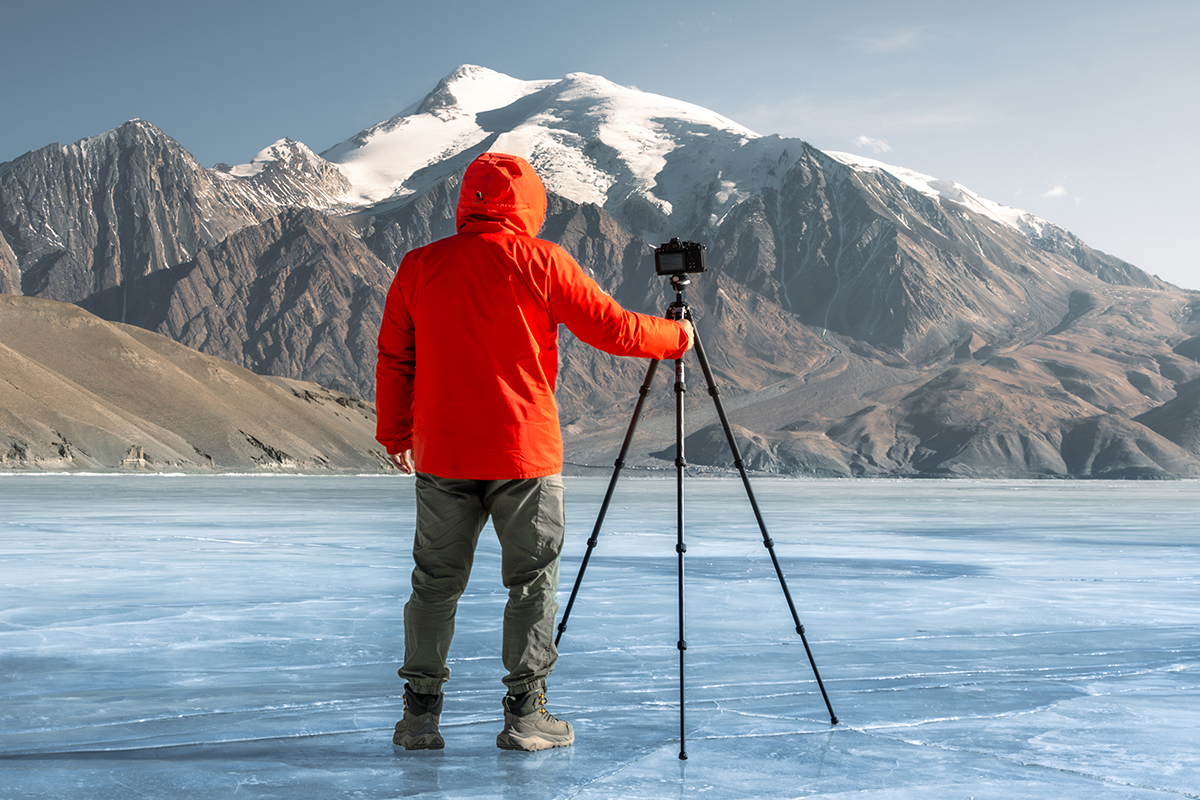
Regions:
[[674, 352, 689, 761], [690, 328, 840, 726], [555, 359, 661, 647]]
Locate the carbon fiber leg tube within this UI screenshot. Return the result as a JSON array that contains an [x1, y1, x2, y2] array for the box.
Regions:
[[674, 347, 689, 761]]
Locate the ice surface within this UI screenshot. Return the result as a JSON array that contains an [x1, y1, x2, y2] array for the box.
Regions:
[[2, 475, 1198, 799]]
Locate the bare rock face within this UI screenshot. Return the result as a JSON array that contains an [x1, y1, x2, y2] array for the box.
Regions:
[[0, 121, 351, 319], [124, 207, 392, 401], [363, 173, 461, 266], [820, 356, 1200, 479], [705, 143, 1161, 365], [0, 121, 273, 317], [666, 287, 1200, 479], [1135, 378, 1200, 456], [0, 233, 18, 294], [0, 295, 385, 472]]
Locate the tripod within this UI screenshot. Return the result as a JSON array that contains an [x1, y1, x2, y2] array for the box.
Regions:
[[555, 273, 838, 760]]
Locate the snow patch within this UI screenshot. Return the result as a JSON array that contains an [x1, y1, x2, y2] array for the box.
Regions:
[[828, 150, 1050, 239]]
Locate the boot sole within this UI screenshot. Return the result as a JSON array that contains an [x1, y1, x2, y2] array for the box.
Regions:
[[496, 732, 574, 751], [394, 733, 445, 750]]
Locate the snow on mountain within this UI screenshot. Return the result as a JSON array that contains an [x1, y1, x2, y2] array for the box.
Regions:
[[309, 65, 1053, 249], [222, 138, 324, 178], [827, 150, 1050, 238], [215, 137, 352, 212], [318, 65, 761, 222], [319, 66, 556, 205]]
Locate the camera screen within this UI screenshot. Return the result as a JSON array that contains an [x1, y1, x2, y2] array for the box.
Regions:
[[656, 251, 689, 274]]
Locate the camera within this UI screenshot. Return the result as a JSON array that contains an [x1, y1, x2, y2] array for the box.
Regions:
[[654, 238, 707, 276]]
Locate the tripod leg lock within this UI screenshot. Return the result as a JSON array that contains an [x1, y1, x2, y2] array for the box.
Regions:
[[675, 456, 687, 468], [763, 537, 774, 549], [677, 639, 687, 651], [676, 542, 687, 553]]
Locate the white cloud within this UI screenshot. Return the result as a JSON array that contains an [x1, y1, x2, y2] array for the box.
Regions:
[[1041, 185, 1069, 198], [854, 135, 893, 154], [856, 26, 932, 54]]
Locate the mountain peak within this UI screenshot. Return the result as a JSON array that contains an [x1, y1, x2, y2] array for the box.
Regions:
[[68, 118, 169, 151], [320, 66, 760, 213], [415, 64, 551, 118], [212, 136, 351, 211], [115, 118, 162, 134], [223, 137, 323, 178]]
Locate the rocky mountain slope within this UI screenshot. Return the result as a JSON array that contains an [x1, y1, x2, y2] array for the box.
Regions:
[[122, 207, 391, 400], [0, 295, 385, 472], [4, 65, 1200, 476]]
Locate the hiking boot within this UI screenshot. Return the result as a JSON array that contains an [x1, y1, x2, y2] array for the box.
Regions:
[[393, 684, 444, 750], [496, 689, 574, 751]]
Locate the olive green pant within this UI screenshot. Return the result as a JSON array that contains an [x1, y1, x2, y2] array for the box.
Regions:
[[400, 472, 565, 696]]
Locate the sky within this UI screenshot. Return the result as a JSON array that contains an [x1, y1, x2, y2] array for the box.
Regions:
[[2, 0, 1197, 288]]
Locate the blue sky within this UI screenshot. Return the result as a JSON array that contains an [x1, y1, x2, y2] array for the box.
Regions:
[[3, 0, 1196, 288]]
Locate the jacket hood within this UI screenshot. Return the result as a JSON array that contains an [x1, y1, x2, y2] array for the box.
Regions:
[[456, 152, 547, 236]]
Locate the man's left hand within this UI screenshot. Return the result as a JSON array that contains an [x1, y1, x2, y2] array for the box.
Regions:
[[388, 450, 415, 474]]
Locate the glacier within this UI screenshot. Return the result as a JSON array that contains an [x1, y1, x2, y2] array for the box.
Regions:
[[1, 474, 1197, 798]]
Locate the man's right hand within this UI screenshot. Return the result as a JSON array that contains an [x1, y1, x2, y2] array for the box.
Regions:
[[679, 319, 695, 351]]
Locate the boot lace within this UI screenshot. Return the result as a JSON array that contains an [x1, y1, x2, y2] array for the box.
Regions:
[[534, 692, 563, 722]]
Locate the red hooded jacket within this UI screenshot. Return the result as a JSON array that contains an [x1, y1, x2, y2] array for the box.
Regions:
[[375, 152, 689, 479]]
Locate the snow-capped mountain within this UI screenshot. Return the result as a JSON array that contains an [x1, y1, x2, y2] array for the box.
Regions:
[[303, 65, 1052, 249], [318, 65, 760, 231], [208, 64, 1109, 287], [5, 64, 1200, 478]]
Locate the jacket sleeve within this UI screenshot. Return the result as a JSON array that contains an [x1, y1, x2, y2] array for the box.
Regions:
[[547, 249, 689, 361], [375, 270, 416, 454]]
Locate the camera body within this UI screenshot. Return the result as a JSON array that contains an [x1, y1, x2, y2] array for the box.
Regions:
[[654, 238, 707, 276]]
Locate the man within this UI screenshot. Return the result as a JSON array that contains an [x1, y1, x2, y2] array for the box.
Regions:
[[376, 152, 693, 752]]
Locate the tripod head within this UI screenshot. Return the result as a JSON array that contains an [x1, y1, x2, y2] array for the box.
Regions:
[[668, 272, 691, 292], [666, 273, 695, 323]]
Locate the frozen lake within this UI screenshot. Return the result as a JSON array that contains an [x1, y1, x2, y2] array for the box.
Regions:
[[1, 474, 1198, 799]]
